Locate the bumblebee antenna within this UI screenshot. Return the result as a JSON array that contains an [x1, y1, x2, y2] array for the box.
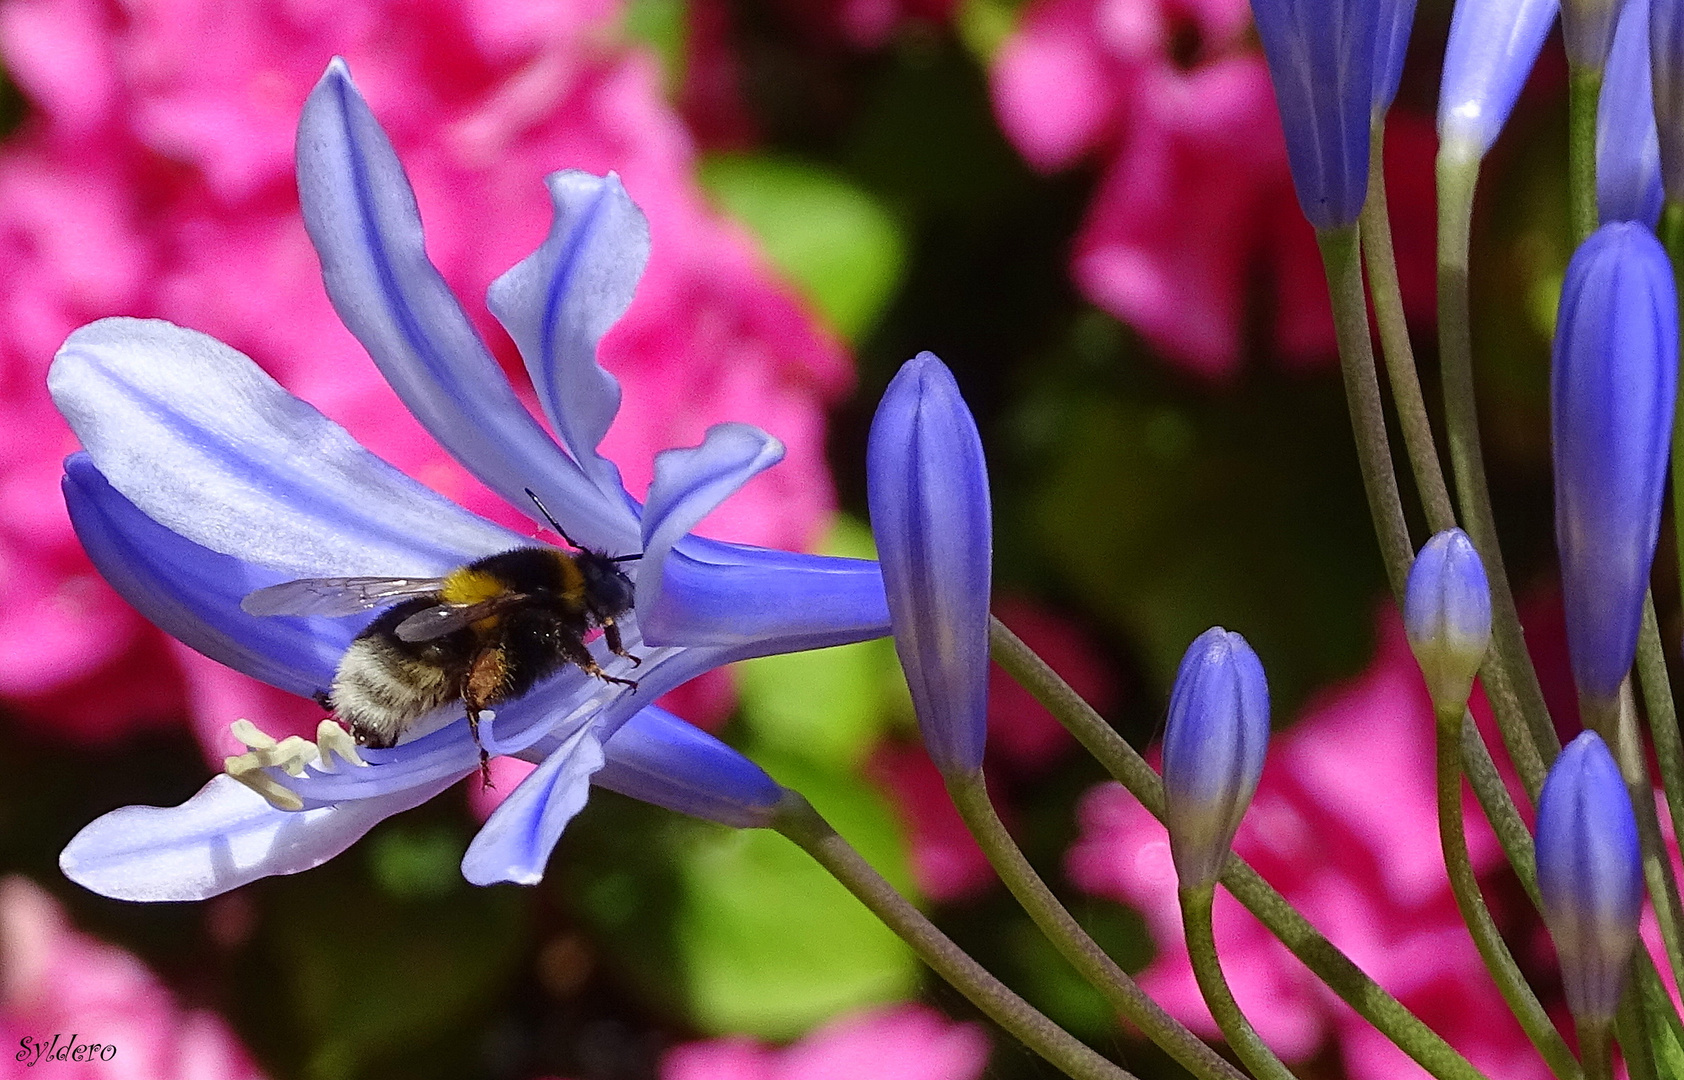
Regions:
[[609, 553, 644, 564], [524, 488, 580, 550]]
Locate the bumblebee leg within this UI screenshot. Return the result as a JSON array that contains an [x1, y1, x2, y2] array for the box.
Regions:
[[558, 633, 640, 691], [600, 617, 642, 667], [313, 689, 334, 712], [462, 648, 508, 790]]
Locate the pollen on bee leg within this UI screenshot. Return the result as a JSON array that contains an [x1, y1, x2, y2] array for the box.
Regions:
[[315, 719, 366, 770]]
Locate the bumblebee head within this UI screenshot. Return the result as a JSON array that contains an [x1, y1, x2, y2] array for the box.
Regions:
[[576, 550, 636, 618]]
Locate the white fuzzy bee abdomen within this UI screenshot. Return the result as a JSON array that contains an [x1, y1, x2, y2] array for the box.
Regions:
[[329, 635, 458, 748]]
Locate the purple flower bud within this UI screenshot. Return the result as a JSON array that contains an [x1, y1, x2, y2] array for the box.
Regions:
[[1553, 222, 1678, 706], [1375, 0, 1421, 114], [1654, 0, 1684, 198], [1536, 731, 1643, 1025], [1249, 0, 1381, 228], [1565, 0, 1634, 67], [1404, 529, 1493, 713], [1440, 0, 1561, 158], [867, 353, 991, 776], [594, 707, 784, 829], [1599, 0, 1664, 226], [1162, 628, 1270, 889]]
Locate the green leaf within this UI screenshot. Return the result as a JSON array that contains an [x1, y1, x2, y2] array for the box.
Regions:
[[1642, 969, 1684, 1080], [698, 154, 906, 342], [672, 751, 919, 1038]]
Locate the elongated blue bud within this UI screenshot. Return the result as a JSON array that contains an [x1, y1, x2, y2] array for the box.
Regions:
[[1536, 731, 1642, 1025], [1440, 0, 1561, 158], [1249, 0, 1381, 228], [1599, 0, 1664, 225], [1404, 529, 1493, 714], [867, 352, 991, 776], [595, 707, 784, 828], [1553, 222, 1678, 707], [1566, 0, 1634, 67], [1162, 628, 1270, 889], [1375, 0, 1421, 115], [1655, 0, 1684, 197]]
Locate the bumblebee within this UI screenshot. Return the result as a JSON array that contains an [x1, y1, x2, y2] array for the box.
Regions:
[[242, 501, 640, 785]]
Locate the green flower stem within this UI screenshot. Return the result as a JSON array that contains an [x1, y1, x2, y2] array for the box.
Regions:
[[1640, 596, 1684, 882], [1616, 992, 1659, 1080], [1437, 146, 1561, 790], [1661, 202, 1684, 606], [1178, 883, 1300, 1080], [1582, 684, 1684, 994], [1435, 704, 1582, 1080], [1316, 223, 1413, 601], [1458, 717, 1540, 906], [990, 616, 1492, 1080], [943, 771, 1245, 1080], [771, 790, 1135, 1080], [1577, 1018, 1615, 1080], [1568, 64, 1602, 245], [1360, 116, 1456, 533]]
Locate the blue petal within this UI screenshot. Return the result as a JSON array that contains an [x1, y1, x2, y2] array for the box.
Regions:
[[461, 722, 605, 886], [1598, 0, 1664, 226], [636, 423, 784, 638], [1440, 0, 1560, 157], [1656, 0, 1684, 199], [1161, 628, 1271, 888], [1250, 0, 1380, 228], [866, 353, 991, 776], [647, 541, 890, 647], [296, 59, 638, 554], [63, 454, 351, 698], [487, 171, 648, 512], [49, 317, 526, 577], [594, 706, 784, 828], [1552, 222, 1677, 703], [59, 773, 454, 902], [1536, 731, 1643, 1023], [1375, 0, 1420, 113]]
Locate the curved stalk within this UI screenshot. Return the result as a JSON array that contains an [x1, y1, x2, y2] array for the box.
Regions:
[[1435, 705, 1581, 1079], [944, 771, 1245, 1080], [990, 617, 1492, 1080], [1179, 884, 1300, 1080], [771, 790, 1136, 1080], [1437, 146, 1560, 788], [1360, 117, 1455, 533]]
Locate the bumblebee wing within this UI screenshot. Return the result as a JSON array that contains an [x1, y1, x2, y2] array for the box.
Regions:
[[393, 594, 530, 642], [240, 576, 448, 618]]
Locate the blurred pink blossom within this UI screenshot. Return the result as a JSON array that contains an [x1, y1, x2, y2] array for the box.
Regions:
[[0, 876, 266, 1078], [1068, 609, 1549, 1079], [662, 1004, 989, 1080], [990, 0, 1435, 380], [0, 0, 848, 757]]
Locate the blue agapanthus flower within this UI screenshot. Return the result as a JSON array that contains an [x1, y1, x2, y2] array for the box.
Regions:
[[49, 58, 885, 901]]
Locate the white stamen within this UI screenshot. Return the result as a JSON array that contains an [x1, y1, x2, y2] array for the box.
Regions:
[[316, 719, 366, 770]]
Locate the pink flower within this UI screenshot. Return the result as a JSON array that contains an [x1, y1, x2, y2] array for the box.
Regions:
[[662, 1004, 989, 1080], [0, 0, 847, 756], [990, 0, 1435, 380], [0, 876, 266, 1078], [1068, 608, 1547, 1079]]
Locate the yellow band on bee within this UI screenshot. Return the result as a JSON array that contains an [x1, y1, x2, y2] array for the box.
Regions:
[[440, 567, 507, 605]]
